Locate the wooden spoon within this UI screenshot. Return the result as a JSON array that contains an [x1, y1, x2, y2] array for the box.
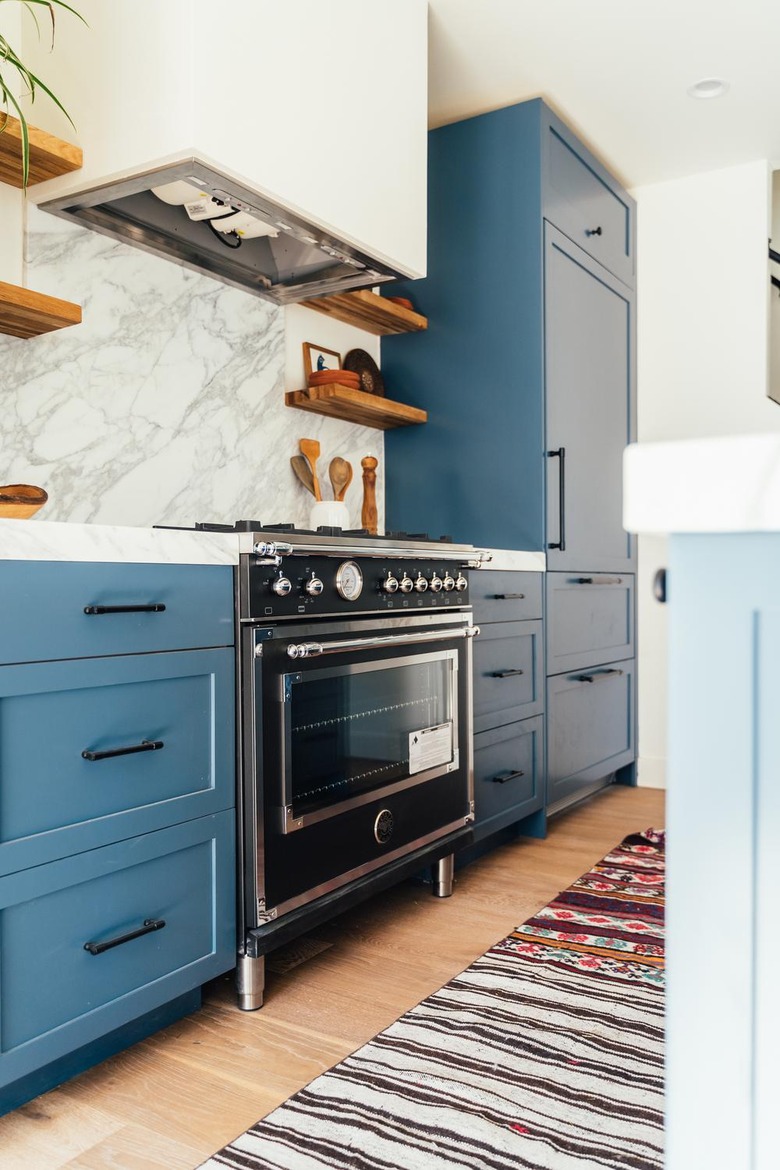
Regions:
[[290, 455, 316, 496], [329, 457, 353, 502], [299, 438, 322, 501]]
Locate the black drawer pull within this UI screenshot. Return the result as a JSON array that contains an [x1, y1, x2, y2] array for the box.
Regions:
[[82, 739, 164, 762], [491, 669, 525, 679], [573, 577, 623, 586], [574, 669, 624, 684], [585, 226, 603, 237], [84, 603, 166, 615], [84, 917, 166, 956], [547, 447, 566, 551], [491, 593, 526, 600], [493, 769, 526, 784], [653, 568, 668, 604]]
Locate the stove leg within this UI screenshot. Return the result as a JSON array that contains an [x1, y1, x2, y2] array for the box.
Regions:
[[236, 952, 265, 1011], [433, 853, 454, 898]]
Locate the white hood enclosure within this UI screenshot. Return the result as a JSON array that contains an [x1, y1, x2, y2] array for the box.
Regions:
[[27, 0, 428, 301]]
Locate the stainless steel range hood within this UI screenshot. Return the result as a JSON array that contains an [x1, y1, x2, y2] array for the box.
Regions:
[[40, 158, 405, 305]]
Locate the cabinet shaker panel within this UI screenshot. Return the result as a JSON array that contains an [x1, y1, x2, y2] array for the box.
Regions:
[[545, 225, 636, 573]]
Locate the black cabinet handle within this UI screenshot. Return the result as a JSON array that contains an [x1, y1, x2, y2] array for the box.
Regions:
[[84, 604, 166, 615], [573, 576, 623, 586], [547, 447, 566, 551], [491, 669, 525, 679], [84, 917, 166, 956], [82, 739, 164, 762], [492, 769, 526, 784], [574, 669, 624, 684], [491, 593, 526, 600], [653, 569, 668, 604], [585, 226, 603, 237]]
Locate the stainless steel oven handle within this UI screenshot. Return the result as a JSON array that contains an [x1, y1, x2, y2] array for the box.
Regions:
[[286, 625, 481, 659]]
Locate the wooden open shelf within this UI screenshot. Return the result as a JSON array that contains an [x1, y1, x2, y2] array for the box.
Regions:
[[0, 113, 82, 188], [285, 383, 427, 430], [0, 281, 82, 339], [302, 289, 427, 336]]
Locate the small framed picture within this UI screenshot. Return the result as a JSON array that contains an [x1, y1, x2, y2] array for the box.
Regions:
[[303, 343, 342, 378]]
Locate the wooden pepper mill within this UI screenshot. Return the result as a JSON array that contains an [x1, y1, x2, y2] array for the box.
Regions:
[[361, 455, 378, 535]]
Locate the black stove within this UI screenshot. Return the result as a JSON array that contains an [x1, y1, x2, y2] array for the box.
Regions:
[[160, 519, 455, 543]]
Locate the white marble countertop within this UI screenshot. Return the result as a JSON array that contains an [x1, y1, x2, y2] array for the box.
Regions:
[[475, 548, 546, 572], [0, 518, 239, 564], [624, 433, 780, 535]]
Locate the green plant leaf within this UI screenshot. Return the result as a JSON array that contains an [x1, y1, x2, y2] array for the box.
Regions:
[[0, 0, 84, 186]]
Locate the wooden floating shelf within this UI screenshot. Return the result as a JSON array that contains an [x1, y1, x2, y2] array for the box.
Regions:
[[302, 289, 428, 336], [285, 383, 427, 430], [0, 114, 82, 188], [0, 281, 82, 340]]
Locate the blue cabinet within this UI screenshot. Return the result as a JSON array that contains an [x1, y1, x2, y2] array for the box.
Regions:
[[382, 97, 637, 817], [0, 560, 236, 1115], [470, 571, 545, 840]]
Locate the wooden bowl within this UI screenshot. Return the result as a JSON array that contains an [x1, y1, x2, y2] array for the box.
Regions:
[[0, 484, 48, 519]]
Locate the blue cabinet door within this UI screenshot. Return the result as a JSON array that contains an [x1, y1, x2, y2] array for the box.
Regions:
[[0, 562, 234, 664], [544, 225, 636, 573], [0, 810, 235, 1089], [0, 648, 235, 876]]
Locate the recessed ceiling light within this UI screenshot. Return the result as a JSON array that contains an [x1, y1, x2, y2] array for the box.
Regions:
[[687, 78, 730, 100]]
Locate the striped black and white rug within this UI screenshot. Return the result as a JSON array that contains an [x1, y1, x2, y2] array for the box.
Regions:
[[200, 830, 665, 1170]]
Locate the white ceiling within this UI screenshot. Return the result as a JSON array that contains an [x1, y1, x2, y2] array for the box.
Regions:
[[427, 0, 780, 189]]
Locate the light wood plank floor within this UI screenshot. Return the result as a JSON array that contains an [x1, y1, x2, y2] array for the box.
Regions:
[[0, 785, 665, 1170]]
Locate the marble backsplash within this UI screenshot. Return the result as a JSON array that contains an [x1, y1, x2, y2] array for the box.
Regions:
[[0, 204, 383, 530]]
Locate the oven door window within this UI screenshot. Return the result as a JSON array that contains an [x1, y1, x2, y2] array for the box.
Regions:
[[283, 650, 459, 829]]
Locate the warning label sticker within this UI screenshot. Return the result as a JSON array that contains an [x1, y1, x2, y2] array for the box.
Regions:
[[409, 722, 453, 776]]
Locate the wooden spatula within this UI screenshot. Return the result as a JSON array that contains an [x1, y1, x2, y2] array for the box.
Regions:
[[290, 455, 316, 496], [329, 457, 353, 501], [299, 438, 322, 501]]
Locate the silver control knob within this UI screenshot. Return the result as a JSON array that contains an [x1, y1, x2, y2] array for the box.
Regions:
[[455, 574, 468, 592], [399, 574, 414, 594], [272, 575, 292, 597], [429, 574, 443, 593], [304, 575, 324, 597], [414, 574, 429, 593], [383, 574, 399, 594], [443, 574, 456, 592]]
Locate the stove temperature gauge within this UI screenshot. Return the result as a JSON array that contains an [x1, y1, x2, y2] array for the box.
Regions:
[[335, 560, 364, 601]]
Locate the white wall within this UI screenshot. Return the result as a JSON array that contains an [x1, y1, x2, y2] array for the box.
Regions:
[[0, 0, 24, 285], [633, 158, 777, 788]]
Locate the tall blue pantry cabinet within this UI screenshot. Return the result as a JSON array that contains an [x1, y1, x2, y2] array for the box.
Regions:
[[383, 98, 637, 831]]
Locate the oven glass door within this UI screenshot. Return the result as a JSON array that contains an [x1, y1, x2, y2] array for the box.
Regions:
[[282, 648, 459, 831]]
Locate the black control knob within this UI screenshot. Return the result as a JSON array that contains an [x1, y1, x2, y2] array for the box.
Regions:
[[399, 573, 414, 594], [304, 575, 324, 597], [429, 574, 443, 593], [414, 574, 428, 593], [272, 575, 292, 597], [382, 573, 399, 594], [443, 574, 456, 592], [455, 574, 468, 592]]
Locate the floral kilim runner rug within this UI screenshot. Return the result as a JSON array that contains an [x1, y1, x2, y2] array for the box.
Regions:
[[199, 830, 665, 1170]]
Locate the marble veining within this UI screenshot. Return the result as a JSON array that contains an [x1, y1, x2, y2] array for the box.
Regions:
[[0, 205, 383, 531], [0, 518, 239, 564]]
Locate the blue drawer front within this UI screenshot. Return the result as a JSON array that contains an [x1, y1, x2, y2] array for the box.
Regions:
[[0, 649, 235, 876], [546, 572, 635, 675], [0, 562, 234, 664], [547, 659, 635, 807], [473, 619, 544, 733], [0, 811, 235, 1086], [473, 715, 544, 840], [471, 571, 543, 624]]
